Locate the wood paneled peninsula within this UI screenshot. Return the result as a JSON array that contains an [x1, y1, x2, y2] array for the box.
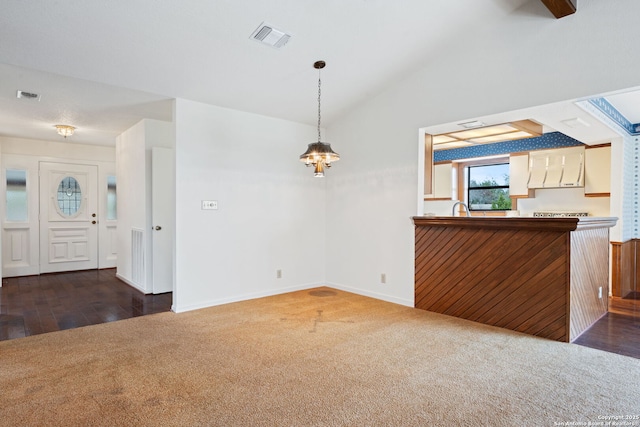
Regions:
[[413, 216, 617, 342]]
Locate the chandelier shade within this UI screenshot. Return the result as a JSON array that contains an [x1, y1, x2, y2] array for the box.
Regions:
[[300, 141, 340, 178], [299, 142, 340, 164], [299, 60, 339, 177]]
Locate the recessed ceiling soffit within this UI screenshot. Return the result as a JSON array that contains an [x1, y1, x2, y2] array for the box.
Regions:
[[430, 119, 543, 151]]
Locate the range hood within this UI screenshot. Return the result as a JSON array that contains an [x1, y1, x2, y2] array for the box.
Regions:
[[527, 146, 584, 189]]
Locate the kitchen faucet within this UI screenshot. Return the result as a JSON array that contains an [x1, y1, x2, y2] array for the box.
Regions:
[[452, 201, 470, 217]]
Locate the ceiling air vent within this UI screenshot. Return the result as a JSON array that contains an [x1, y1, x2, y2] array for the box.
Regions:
[[16, 90, 41, 101], [250, 22, 291, 49]]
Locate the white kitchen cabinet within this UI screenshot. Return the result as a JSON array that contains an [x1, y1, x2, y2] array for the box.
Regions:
[[425, 163, 453, 199], [509, 154, 531, 198], [584, 145, 611, 196]]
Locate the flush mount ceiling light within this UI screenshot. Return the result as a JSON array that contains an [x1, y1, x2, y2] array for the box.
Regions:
[[55, 124, 76, 138], [299, 60, 340, 177], [431, 119, 542, 151]]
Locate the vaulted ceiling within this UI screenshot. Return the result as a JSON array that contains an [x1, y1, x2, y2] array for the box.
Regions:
[[0, 0, 612, 147], [0, 0, 553, 145]]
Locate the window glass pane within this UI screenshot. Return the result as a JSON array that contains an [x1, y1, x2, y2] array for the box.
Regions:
[[469, 164, 509, 187], [6, 169, 28, 221], [468, 188, 511, 210], [468, 163, 511, 210], [57, 176, 83, 217], [107, 175, 117, 220]]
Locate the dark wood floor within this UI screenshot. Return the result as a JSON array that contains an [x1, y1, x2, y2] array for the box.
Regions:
[[1, 271, 638, 360], [0, 269, 171, 341], [573, 295, 640, 359]]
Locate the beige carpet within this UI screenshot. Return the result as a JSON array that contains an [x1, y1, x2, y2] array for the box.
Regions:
[[1, 287, 638, 426]]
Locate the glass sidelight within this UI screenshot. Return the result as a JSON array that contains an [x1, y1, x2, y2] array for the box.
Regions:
[[6, 169, 28, 221], [106, 175, 116, 220]]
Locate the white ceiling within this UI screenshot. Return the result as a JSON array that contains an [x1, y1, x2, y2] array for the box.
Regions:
[[0, 63, 173, 146], [0, 0, 639, 147], [423, 86, 640, 146], [604, 91, 640, 124]]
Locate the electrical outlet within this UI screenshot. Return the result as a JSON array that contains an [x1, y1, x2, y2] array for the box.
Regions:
[[202, 200, 218, 210], [598, 286, 603, 299], [276, 269, 282, 279], [381, 273, 386, 284]]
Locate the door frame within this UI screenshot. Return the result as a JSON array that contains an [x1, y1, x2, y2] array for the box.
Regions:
[[38, 162, 99, 274], [1, 153, 117, 279]]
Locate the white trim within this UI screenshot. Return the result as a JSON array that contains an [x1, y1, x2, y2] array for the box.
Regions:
[[324, 281, 414, 307], [171, 282, 325, 313], [116, 272, 146, 293], [172, 281, 414, 313]]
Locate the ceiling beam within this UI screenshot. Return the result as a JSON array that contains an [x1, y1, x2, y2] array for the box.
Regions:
[[540, 0, 577, 19]]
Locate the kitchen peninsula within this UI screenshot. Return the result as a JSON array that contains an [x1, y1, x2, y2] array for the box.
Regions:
[[413, 216, 617, 342]]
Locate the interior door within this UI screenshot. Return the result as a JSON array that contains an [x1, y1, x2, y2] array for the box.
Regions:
[[151, 147, 174, 294], [39, 162, 98, 273]]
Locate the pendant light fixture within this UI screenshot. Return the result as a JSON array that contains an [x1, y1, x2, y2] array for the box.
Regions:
[[299, 60, 339, 177]]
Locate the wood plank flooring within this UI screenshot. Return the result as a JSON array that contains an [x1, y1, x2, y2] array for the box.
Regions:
[[0, 269, 171, 341], [2, 270, 638, 361], [573, 296, 640, 359]]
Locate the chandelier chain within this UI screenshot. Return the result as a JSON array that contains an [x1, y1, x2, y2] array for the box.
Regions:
[[317, 71, 322, 142]]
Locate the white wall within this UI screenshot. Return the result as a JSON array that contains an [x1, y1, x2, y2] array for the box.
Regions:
[[325, 0, 640, 306], [423, 200, 460, 217], [116, 119, 173, 292], [116, 121, 146, 289], [517, 189, 610, 217], [173, 99, 326, 312], [1, 137, 115, 162], [578, 101, 636, 242]]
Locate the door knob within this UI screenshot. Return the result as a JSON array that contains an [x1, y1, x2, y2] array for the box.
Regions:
[[92, 213, 96, 217], [91, 220, 97, 224], [155, 226, 162, 230]]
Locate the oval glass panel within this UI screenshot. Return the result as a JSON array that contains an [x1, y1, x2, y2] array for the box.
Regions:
[[57, 176, 82, 217]]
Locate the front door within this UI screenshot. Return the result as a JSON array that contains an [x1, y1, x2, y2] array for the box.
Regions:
[[39, 162, 98, 273]]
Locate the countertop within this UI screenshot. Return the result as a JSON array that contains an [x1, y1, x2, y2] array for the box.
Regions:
[[412, 216, 618, 231]]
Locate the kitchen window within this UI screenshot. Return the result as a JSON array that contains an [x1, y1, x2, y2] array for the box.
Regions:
[[467, 163, 511, 211]]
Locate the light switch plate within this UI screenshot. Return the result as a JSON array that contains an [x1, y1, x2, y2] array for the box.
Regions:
[[202, 200, 218, 210]]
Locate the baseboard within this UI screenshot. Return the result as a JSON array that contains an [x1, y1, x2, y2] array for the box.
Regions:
[[172, 281, 414, 314], [115, 273, 147, 294], [172, 282, 325, 313], [324, 282, 414, 307]]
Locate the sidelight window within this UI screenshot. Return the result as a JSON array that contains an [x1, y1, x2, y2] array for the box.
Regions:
[[467, 163, 511, 211], [106, 175, 117, 220], [6, 169, 28, 221]]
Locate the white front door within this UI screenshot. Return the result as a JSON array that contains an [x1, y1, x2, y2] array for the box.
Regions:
[[39, 162, 99, 273]]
